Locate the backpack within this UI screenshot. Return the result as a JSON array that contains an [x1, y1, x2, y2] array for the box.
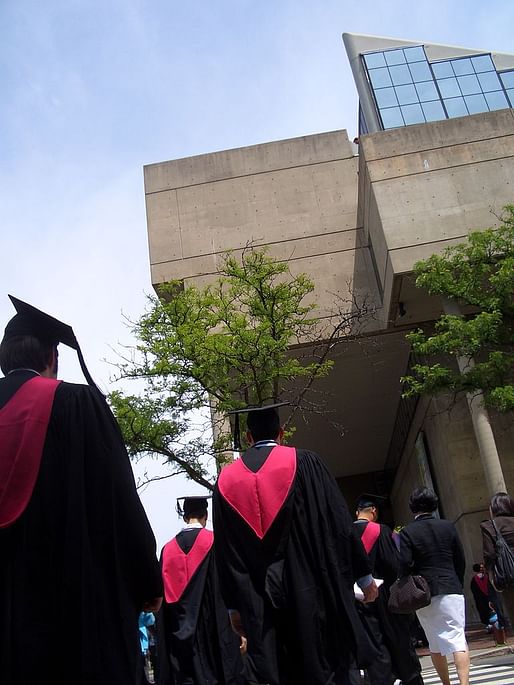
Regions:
[[491, 519, 514, 591]]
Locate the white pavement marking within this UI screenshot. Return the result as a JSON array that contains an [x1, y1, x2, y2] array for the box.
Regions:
[[422, 662, 514, 684]]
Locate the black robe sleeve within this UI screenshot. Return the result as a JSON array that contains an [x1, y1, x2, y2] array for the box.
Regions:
[[351, 526, 373, 581], [374, 524, 400, 587]]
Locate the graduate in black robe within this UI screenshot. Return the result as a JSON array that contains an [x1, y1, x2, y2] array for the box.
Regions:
[[0, 296, 163, 685], [213, 404, 379, 685], [158, 496, 243, 685], [352, 495, 423, 685]]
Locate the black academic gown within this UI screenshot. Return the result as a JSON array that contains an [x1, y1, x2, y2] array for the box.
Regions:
[[213, 445, 377, 685], [353, 520, 423, 685], [0, 370, 163, 685], [158, 528, 243, 685]]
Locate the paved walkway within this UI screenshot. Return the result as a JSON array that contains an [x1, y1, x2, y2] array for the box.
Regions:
[[422, 661, 514, 684]]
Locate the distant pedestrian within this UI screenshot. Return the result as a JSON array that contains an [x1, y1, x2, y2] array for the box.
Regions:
[[159, 496, 243, 685], [399, 487, 469, 685], [469, 561, 506, 631], [481, 492, 514, 629], [350, 494, 424, 685]]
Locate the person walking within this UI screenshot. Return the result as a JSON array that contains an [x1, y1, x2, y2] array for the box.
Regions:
[[352, 494, 423, 685], [399, 487, 469, 685], [481, 492, 514, 629], [0, 296, 163, 685], [158, 496, 243, 684], [213, 403, 378, 685]]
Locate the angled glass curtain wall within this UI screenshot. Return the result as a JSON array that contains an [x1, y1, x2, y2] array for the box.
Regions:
[[362, 45, 514, 130]]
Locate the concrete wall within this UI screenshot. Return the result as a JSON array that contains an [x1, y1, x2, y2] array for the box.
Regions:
[[144, 130, 381, 320], [358, 108, 514, 321]]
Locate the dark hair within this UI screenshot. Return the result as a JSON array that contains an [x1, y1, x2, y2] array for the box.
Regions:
[[246, 408, 281, 442], [0, 335, 55, 375], [472, 563, 482, 573], [490, 492, 514, 518], [409, 486, 439, 514]]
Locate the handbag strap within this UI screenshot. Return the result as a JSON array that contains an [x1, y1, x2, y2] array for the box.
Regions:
[[492, 518, 506, 542], [491, 519, 509, 546]]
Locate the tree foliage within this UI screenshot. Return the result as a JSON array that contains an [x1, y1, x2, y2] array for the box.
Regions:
[[110, 248, 372, 489], [402, 205, 514, 412]]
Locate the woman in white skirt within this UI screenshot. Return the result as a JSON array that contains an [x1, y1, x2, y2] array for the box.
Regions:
[[399, 487, 469, 685]]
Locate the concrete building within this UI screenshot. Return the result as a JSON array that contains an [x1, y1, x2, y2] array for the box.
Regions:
[[144, 35, 514, 620]]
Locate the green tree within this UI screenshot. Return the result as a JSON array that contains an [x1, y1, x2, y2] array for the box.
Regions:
[[110, 248, 372, 489], [402, 205, 514, 412]]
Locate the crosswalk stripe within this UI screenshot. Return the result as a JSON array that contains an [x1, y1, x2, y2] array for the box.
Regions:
[[422, 663, 514, 684]]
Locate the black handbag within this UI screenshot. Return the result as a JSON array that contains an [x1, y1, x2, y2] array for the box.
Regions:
[[491, 519, 514, 591], [388, 574, 431, 614]]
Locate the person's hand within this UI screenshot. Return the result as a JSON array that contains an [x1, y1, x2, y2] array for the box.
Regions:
[[239, 635, 248, 655], [229, 610, 246, 637], [143, 597, 163, 613], [361, 580, 378, 603]]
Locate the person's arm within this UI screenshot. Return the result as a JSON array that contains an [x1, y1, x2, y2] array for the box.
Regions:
[[398, 527, 414, 577], [80, 387, 164, 607], [453, 527, 466, 585], [350, 526, 372, 581], [481, 522, 496, 572], [375, 525, 400, 586], [350, 527, 378, 602]]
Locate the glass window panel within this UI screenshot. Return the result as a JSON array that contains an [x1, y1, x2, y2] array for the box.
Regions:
[[384, 49, 406, 65], [457, 74, 481, 96], [477, 71, 502, 92], [389, 64, 412, 86], [369, 67, 392, 88], [432, 61, 454, 78], [484, 90, 509, 111], [500, 71, 514, 89], [395, 83, 418, 105], [465, 93, 488, 114], [421, 100, 446, 122], [471, 54, 494, 73], [507, 89, 514, 106], [444, 97, 468, 118], [364, 52, 386, 69], [415, 81, 439, 102], [380, 107, 404, 129], [401, 103, 425, 125], [404, 46, 426, 63], [374, 87, 398, 108], [437, 77, 461, 98], [409, 61, 432, 82], [451, 58, 474, 75]]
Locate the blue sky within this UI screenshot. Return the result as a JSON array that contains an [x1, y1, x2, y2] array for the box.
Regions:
[[1, 0, 513, 545]]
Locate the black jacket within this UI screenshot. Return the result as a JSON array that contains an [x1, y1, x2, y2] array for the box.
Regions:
[[399, 515, 465, 597]]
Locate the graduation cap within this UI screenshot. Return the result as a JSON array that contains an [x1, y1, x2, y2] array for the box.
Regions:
[[2, 295, 97, 389], [355, 493, 389, 512], [176, 495, 212, 518], [228, 401, 289, 451]]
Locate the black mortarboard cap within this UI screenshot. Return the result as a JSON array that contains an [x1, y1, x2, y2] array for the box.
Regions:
[[3, 295, 97, 389], [228, 401, 289, 451], [356, 493, 388, 511], [176, 495, 212, 518]]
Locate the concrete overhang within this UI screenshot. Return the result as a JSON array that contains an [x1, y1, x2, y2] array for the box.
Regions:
[[357, 108, 514, 327]]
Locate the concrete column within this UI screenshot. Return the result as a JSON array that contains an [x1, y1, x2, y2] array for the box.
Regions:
[[443, 299, 506, 496]]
